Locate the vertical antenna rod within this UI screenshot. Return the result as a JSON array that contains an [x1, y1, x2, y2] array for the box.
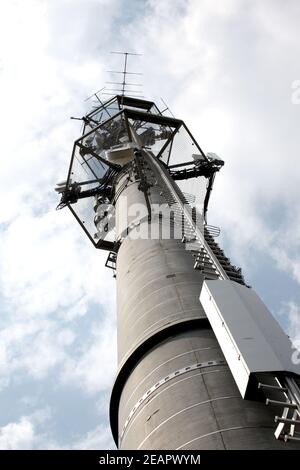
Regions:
[[109, 51, 143, 102], [122, 52, 128, 96]]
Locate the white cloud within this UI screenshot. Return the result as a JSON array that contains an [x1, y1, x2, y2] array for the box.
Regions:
[[0, 319, 75, 384], [61, 319, 117, 394], [0, 209, 114, 318], [0, 203, 116, 389], [0, 408, 51, 450], [0, 417, 35, 450], [71, 424, 115, 450], [0, 412, 114, 449]]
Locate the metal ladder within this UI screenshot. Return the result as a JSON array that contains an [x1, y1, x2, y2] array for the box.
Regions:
[[162, 190, 246, 284], [145, 151, 245, 284], [201, 228, 246, 285], [258, 375, 300, 442], [159, 189, 223, 279]]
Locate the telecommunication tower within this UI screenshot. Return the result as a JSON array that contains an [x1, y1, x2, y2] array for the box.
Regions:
[[56, 69, 300, 449]]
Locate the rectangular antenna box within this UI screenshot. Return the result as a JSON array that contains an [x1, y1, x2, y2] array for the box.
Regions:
[[200, 280, 300, 397]]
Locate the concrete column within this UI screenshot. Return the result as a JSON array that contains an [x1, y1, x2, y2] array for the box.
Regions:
[[109, 160, 299, 450]]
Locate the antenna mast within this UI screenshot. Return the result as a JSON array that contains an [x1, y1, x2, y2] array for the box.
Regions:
[[107, 51, 143, 103], [57, 67, 300, 451]]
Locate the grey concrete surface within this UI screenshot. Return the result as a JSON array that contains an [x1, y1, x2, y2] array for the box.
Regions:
[[110, 157, 300, 450]]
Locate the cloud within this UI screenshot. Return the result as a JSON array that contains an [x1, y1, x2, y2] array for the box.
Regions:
[[0, 408, 113, 450], [0, 408, 51, 450], [0, 202, 116, 390], [0, 319, 75, 384], [0, 0, 135, 451], [0, 417, 35, 450], [0, 209, 114, 318], [61, 319, 117, 394], [71, 424, 115, 450]]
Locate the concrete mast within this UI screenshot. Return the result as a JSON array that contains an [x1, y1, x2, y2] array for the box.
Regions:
[[110, 149, 299, 450], [56, 94, 300, 450]]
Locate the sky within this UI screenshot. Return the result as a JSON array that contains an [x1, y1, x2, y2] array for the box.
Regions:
[[0, 0, 299, 449]]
